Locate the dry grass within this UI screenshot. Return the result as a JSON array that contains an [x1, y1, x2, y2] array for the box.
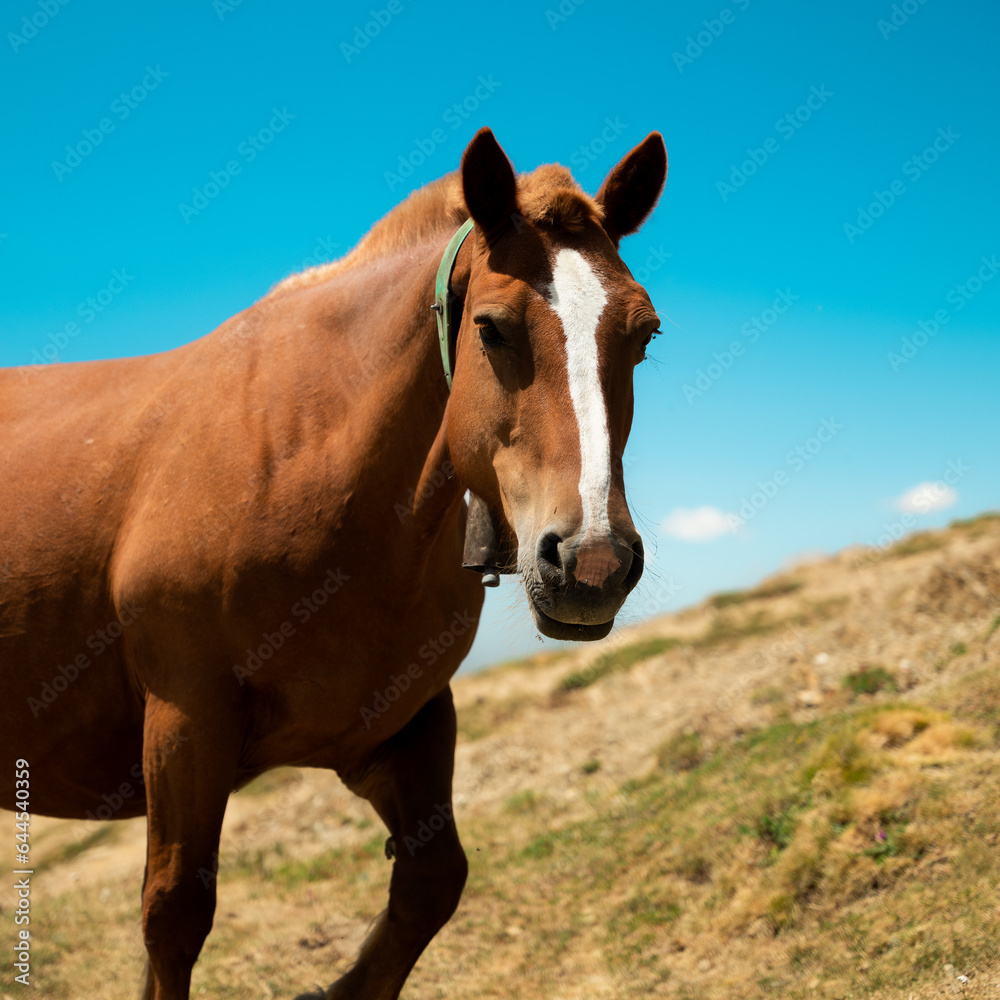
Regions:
[[3, 516, 1000, 998]]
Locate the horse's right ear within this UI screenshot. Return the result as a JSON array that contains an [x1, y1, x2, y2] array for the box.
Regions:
[[461, 128, 518, 246]]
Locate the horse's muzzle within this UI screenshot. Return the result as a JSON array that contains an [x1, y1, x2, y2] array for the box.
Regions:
[[524, 525, 644, 641]]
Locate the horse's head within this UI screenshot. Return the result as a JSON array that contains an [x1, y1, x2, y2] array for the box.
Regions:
[[448, 128, 667, 641]]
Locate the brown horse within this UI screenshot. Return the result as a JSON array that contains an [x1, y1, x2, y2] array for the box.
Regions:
[[0, 127, 666, 999]]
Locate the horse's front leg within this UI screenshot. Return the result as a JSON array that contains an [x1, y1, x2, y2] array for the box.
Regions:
[[299, 686, 468, 1000], [140, 687, 245, 1000]]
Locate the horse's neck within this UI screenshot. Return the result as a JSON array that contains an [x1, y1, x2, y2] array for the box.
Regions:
[[262, 241, 463, 562]]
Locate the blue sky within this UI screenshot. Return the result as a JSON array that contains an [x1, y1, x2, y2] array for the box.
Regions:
[[3, 0, 997, 671]]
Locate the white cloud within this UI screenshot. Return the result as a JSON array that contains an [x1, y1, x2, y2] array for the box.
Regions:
[[660, 506, 737, 542], [895, 481, 958, 514]]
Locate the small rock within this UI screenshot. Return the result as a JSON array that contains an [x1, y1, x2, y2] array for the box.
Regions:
[[797, 689, 822, 708], [814, 652, 830, 666], [697, 958, 712, 973]]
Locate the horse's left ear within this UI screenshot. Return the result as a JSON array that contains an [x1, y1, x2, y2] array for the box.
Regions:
[[595, 132, 667, 247], [461, 127, 519, 246]]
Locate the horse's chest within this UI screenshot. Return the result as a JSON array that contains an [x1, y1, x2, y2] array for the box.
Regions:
[[239, 570, 483, 767]]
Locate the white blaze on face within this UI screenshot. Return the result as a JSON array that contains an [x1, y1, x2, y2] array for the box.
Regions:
[[545, 248, 611, 538]]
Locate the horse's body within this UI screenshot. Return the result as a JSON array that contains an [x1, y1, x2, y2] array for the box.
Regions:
[[0, 129, 666, 999]]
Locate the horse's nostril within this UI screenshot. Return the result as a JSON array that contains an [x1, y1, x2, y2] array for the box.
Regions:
[[623, 536, 645, 592], [536, 531, 564, 577]]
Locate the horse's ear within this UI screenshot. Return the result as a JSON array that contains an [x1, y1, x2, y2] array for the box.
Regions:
[[461, 127, 518, 246], [595, 132, 667, 247]]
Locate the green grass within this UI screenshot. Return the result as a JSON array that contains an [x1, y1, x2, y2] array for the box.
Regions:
[[559, 598, 850, 692], [33, 824, 119, 875], [558, 636, 682, 691], [948, 509, 1000, 531], [695, 598, 849, 652], [237, 767, 301, 796], [887, 532, 943, 559], [457, 693, 533, 741], [755, 799, 805, 852], [469, 678, 1000, 996], [504, 789, 539, 814], [693, 611, 777, 647], [264, 836, 386, 888], [19, 670, 1000, 1000], [710, 578, 803, 609], [656, 731, 704, 772], [843, 665, 898, 696]]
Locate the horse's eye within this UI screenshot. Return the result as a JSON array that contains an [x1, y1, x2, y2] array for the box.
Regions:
[[640, 329, 660, 359], [478, 321, 506, 349]]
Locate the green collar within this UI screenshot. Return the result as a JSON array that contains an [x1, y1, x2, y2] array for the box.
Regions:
[[432, 218, 474, 390]]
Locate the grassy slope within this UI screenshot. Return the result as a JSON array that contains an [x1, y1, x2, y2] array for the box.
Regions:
[[2, 513, 999, 999]]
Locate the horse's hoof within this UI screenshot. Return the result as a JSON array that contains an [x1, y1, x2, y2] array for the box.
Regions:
[[384, 835, 396, 860], [292, 987, 327, 1000]]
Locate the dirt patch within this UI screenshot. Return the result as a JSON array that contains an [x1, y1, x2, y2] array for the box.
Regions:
[[4, 513, 1000, 999]]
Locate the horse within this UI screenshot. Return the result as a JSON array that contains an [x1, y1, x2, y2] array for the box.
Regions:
[[0, 126, 667, 999]]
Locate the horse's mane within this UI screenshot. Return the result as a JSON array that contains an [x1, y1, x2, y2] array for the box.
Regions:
[[270, 164, 604, 297]]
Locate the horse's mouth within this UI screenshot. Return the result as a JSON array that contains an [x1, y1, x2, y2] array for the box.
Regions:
[[528, 601, 614, 642]]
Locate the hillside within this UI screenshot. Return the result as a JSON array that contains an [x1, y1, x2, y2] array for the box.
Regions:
[[3, 513, 1000, 999]]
